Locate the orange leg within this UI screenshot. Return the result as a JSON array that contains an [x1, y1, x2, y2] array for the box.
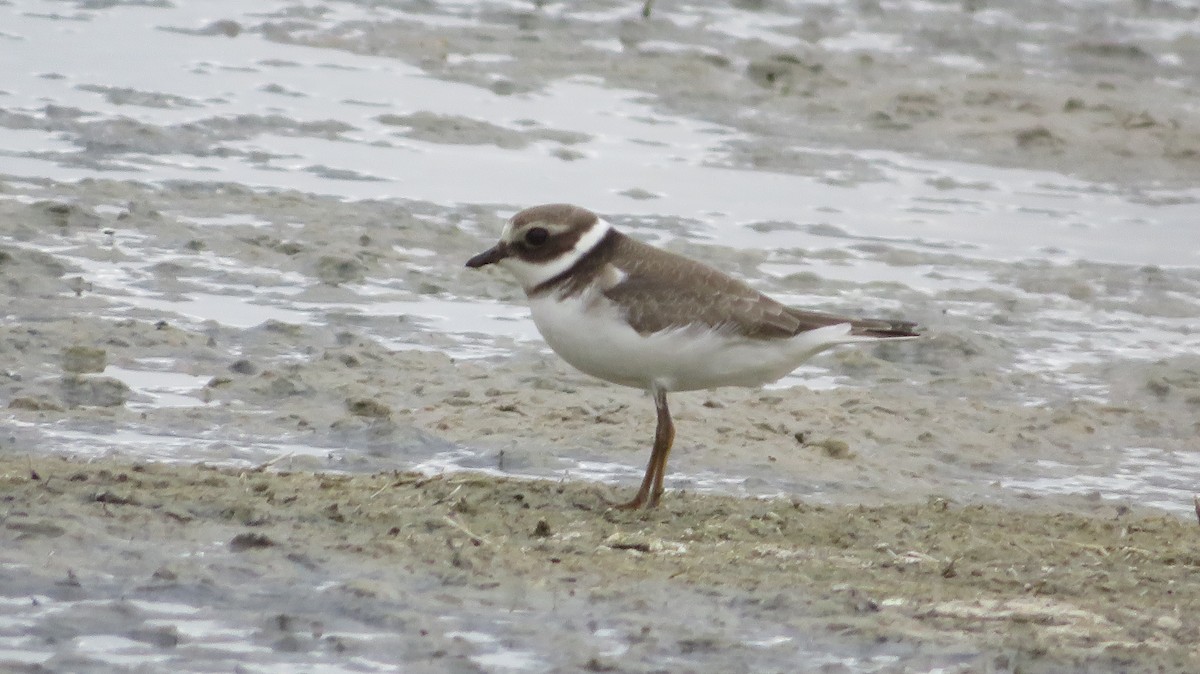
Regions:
[[617, 388, 674, 509]]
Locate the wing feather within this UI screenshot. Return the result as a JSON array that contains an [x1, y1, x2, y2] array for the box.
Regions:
[[549, 229, 919, 340]]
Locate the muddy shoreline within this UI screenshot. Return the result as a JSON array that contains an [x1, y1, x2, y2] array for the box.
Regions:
[[3, 0, 1200, 670], [5, 455, 1198, 672]]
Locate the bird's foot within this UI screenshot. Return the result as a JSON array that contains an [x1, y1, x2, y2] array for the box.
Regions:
[[610, 493, 647, 510], [607, 488, 663, 510]]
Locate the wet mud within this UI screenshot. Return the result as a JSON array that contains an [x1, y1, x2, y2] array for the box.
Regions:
[[4, 456, 1199, 672]]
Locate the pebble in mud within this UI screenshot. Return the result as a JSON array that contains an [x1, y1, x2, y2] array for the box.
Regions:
[[346, 398, 392, 419], [229, 532, 274, 551], [229, 359, 258, 375]]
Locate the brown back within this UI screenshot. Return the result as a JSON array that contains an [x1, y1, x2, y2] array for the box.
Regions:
[[534, 229, 918, 340]]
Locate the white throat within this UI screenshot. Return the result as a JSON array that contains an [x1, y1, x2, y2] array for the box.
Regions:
[[500, 217, 613, 293]]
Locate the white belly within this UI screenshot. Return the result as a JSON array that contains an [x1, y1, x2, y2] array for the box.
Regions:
[[528, 294, 863, 392]]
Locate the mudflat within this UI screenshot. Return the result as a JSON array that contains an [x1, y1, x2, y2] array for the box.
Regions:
[[5, 454, 1197, 672]]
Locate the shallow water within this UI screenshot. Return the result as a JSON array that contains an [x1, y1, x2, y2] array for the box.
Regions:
[[3, 0, 1200, 671]]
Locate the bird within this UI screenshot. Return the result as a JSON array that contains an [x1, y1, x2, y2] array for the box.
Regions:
[[466, 203, 919, 509]]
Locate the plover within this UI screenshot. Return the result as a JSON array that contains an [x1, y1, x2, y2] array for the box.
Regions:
[[466, 204, 919, 509]]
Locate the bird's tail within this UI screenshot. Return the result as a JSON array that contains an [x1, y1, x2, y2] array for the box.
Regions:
[[848, 317, 921, 339]]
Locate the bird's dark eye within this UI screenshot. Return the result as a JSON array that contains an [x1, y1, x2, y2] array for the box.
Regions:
[[524, 227, 549, 246]]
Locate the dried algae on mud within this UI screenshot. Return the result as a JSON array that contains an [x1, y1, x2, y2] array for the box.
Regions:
[[4, 455, 1198, 672]]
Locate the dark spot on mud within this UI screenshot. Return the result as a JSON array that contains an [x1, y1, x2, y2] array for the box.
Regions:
[[230, 532, 275, 551]]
